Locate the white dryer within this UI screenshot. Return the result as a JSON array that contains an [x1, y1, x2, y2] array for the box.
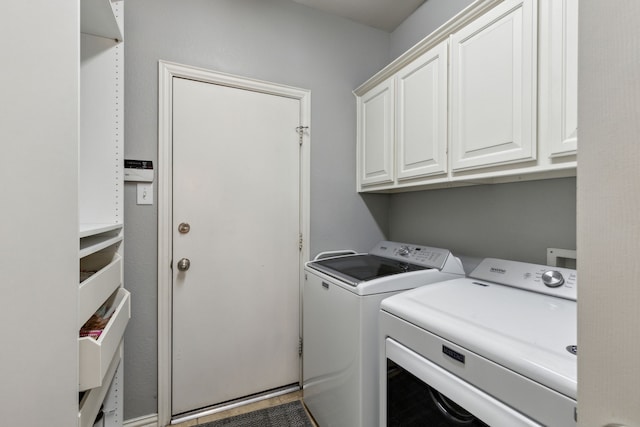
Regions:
[[303, 241, 465, 427], [380, 258, 577, 426]]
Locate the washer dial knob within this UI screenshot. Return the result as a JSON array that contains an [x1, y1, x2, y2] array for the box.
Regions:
[[398, 246, 410, 256], [542, 270, 565, 288]]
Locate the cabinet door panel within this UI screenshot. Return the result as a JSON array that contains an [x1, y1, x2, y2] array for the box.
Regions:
[[397, 41, 448, 180], [450, 0, 537, 171], [548, 0, 578, 157], [359, 80, 395, 186]]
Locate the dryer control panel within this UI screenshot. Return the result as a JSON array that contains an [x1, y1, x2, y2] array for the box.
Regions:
[[470, 258, 577, 301]]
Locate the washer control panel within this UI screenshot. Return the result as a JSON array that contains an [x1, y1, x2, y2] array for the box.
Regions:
[[470, 258, 577, 301], [541, 270, 565, 288], [369, 241, 451, 270]]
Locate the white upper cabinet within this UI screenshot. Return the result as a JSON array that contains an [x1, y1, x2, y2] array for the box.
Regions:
[[450, 0, 537, 171], [355, 0, 576, 193], [358, 79, 395, 186], [396, 42, 448, 181], [356, 40, 448, 190], [539, 0, 578, 157]]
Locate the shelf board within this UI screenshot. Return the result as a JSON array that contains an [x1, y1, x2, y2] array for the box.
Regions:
[[79, 223, 122, 239], [79, 232, 123, 259], [81, 0, 123, 41]]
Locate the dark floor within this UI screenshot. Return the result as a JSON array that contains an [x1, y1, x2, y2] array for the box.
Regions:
[[172, 391, 317, 427]]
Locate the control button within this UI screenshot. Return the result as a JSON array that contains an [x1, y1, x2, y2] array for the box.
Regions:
[[542, 270, 565, 288]]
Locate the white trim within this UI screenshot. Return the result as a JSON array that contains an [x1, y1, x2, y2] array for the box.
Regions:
[[123, 414, 158, 427], [157, 60, 311, 426]]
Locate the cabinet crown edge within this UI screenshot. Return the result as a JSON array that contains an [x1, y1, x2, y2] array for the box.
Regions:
[[354, 0, 504, 96]]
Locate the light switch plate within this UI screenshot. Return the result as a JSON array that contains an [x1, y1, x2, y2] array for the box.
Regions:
[[137, 183, 153, 205]]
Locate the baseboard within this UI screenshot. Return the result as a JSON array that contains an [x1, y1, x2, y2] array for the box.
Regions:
[[123, 414, 159, 427]]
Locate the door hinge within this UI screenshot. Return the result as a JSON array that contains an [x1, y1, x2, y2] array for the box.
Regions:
[[298, 337, 303, 357], [296, 126, 309, 145], [299, 233, 303, 251]]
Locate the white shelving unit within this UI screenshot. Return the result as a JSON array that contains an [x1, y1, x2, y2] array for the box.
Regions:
[[5, 1, 80, 425], [81, 0, 124, 40], [79, 1, 127, 426]]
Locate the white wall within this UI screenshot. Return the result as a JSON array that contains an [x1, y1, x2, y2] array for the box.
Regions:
[[1, 2, 79, 426], [123, 0, 390, 419]]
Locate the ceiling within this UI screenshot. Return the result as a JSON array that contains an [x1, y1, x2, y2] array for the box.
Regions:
[[291, 0, 426, 32]]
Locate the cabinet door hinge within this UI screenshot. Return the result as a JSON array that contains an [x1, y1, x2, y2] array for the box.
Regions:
[[299, 233, 303, 251], [298, 337, 303, 357]]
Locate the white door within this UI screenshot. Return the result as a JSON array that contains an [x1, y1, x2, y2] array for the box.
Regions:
[[171, 77, 302, 416]]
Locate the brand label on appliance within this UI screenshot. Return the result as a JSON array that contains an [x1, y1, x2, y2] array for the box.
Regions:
[[442, 345, 465, 364], [490, 267, 507, 274]]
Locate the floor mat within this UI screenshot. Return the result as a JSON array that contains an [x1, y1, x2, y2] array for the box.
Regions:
[[198, 400, 314, 427]]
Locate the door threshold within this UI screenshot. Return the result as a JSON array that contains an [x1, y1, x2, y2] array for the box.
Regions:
[[170, 384, 301, 425]]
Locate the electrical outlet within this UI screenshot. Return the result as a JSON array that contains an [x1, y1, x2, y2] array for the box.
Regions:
[[137, 183, 153, 205], [547, 248, 577, 268]]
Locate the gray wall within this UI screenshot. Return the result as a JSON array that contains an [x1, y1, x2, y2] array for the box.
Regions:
[[123, 0, 390, 419], [389, 178, 577, 264], [390, 0, 475, 59]]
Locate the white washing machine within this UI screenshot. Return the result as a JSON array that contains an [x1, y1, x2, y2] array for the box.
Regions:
[[303, 241, 465, 427], [380, 258, 577, 426]]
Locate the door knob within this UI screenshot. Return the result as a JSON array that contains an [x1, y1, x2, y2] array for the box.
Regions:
[[177, 258, 191, 271]]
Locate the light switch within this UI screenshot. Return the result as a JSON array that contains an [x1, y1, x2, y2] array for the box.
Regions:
[[137, 183, 153, 205]]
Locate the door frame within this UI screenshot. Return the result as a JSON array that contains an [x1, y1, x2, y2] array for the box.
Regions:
[[157, 60, 310, 425]]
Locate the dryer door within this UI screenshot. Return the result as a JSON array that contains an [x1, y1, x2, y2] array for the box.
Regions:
[[384, 339, 541, 427]]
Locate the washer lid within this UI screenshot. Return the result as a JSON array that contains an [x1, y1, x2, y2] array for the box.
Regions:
[[307, 254, 428, 286], [381, 278, 577, 400], [306, 241, 455, 287]]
